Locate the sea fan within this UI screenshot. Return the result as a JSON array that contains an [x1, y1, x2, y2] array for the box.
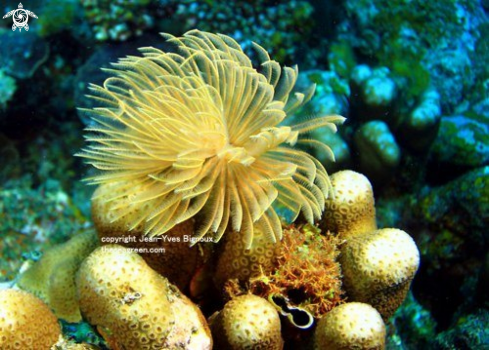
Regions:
[[78, 30, 345, 247]]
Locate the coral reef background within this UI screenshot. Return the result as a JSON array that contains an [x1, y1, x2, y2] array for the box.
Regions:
[[0, 0, 487, 349]]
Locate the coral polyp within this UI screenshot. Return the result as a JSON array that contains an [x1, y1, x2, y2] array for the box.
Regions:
[[78, 30, 344, 246]]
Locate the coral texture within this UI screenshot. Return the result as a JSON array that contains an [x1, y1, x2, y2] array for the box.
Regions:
[[353, 120, 401, 184], [314, 302, 386, 350], [210, 294, 283, 350], [77, 245, 212, 350], [0, 176, 91, 280], [340, 228, 420, 320], [432, 114, 488, 167], [0, 289, 61, 349], [0, 69, 17, 109], [320, 170, 419, 320], [17, 230, 98, 322], [320, 170, 377, 237], [78, 30, 344, 247], [82, 0, 153, 41], [214, 225, 280, 291], [171, 0, 316, 64]]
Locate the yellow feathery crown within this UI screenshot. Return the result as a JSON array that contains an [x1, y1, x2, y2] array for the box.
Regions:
[[78, 30, 345, 247]]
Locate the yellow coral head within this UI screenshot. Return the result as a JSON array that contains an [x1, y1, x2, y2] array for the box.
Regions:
[[78, 30, 345, 247]]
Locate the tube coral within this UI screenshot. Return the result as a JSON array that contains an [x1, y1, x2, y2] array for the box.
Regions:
[[78, 30, 344, 247]]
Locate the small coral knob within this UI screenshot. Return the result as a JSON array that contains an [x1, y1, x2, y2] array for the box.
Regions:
[[339, 228, 420, 319], [314, 302, 386, 350]]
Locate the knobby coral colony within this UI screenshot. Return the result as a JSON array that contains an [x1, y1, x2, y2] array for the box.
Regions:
[[78, 30, 345, 247]]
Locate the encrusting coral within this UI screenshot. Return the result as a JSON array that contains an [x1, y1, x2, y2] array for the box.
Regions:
[[0, 289, 61, 350], [16, 230, 98, 322], [210, 294, 283, 350], [314, 302, 386, 350], [76, 244, 212, 350], [78, 29, 345, 248]]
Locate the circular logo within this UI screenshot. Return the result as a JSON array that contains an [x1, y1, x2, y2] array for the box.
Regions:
[[13, 9, 28, 28]]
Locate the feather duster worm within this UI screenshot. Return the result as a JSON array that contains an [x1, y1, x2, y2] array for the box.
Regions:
[[78, 30, 345, 247]]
